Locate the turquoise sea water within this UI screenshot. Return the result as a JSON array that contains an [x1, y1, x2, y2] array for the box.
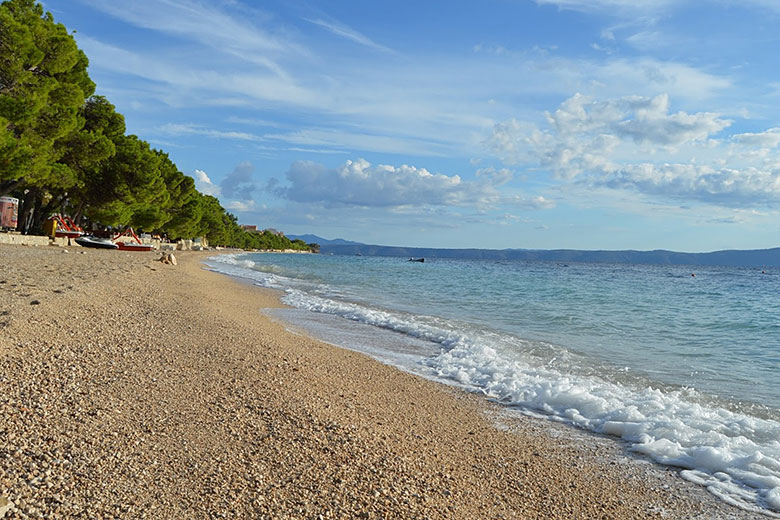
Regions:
[[205, 253, 780, 515]]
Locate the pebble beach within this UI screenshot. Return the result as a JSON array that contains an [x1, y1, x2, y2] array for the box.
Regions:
[[0, 245, 760, 519]]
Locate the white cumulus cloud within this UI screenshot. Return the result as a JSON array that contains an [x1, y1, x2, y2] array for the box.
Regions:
[[193, 163, 259, 214], [509, 195, 557, 210], [272, 159, 512, 208], [488, 93, 780, 208], [225, 200, 257, 212], [220, 162, 257, 200], [732, 128, 780, 148], [193, 169, 221, 196]]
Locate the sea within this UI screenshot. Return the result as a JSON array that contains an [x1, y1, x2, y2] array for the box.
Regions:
[[204, 253, 780, 516]]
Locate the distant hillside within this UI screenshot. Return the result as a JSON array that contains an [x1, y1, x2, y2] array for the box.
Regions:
[[286, 234, 363, 246], [318, 243, 780, 268]]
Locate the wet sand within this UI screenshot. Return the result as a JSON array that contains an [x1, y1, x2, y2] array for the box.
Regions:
[[0, 244, 758, 519]]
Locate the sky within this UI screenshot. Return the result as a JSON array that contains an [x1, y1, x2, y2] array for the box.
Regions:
[[43, 0, 780, 251]]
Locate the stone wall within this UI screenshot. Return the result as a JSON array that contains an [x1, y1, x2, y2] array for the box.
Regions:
[[0, 233, 51, 247], [0, 232, 207, 251]]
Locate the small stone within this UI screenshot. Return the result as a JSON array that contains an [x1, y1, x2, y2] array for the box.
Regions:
[[0, 496, 13, 518], [158, 252, 177, 265], [30, 300, 40, 305]]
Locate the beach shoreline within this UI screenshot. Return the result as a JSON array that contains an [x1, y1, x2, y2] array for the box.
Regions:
[[0, 245, 759, 518]]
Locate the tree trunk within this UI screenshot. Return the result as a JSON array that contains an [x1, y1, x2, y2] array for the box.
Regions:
[[29, 193, 45, 235], [34, 195, 62, 233], [17, 193, 33, 234], [0, 179, 23, 198], [59, 193, 69, 215], [18, 190, 44, 235], [73, 200, 86, 225]]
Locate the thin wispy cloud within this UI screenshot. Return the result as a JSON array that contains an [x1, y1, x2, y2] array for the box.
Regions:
[[76, 34, 322, 108], [534, 0, 677, 15], [305, 17, 395, 54], [537, 0, 780, 19], [225, 116, 284, 128], [77, 0, 301, 73], [263, 128, 456, 157], [286, 147, 350, 155], [159, 123, 264, 142]]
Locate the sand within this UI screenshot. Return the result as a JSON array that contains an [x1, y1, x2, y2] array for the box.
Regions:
[[0, 244, 760, 519]]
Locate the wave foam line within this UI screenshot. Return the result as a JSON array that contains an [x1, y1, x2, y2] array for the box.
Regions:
[[282, 287, 780, 515], [204, 254, 283, 289], [432, 340, 780, 515], [282, 289, 468, 348]]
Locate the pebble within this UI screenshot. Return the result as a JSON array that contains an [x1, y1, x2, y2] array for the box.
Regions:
[[0, 496, 13, 518]]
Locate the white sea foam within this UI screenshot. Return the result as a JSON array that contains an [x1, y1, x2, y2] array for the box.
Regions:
[[281, 287, 780, 515], [433, 339, 780, 513], [211, 254, 257, 270], [206, 254, 780, 515], [282, 289, 468, 348], [205, 254, 288, 289]]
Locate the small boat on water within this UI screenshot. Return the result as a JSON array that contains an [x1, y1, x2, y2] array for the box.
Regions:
[[75, 235, 118, 249]]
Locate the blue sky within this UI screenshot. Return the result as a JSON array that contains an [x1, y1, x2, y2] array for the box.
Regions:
[[46, 0, 780, 251]]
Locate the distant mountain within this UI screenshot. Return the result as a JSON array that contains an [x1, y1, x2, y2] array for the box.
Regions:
[[317, 243, 780, 268], [286, 234, 363, 246]]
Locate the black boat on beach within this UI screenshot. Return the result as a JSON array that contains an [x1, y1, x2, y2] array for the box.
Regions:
[[75, 235, 119, 249]]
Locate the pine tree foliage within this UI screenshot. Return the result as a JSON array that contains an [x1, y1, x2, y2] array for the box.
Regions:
[[0, 0, 311, 251]]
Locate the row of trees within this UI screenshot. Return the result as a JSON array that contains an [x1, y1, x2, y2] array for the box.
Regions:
[[0, 0, 311, 251]]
